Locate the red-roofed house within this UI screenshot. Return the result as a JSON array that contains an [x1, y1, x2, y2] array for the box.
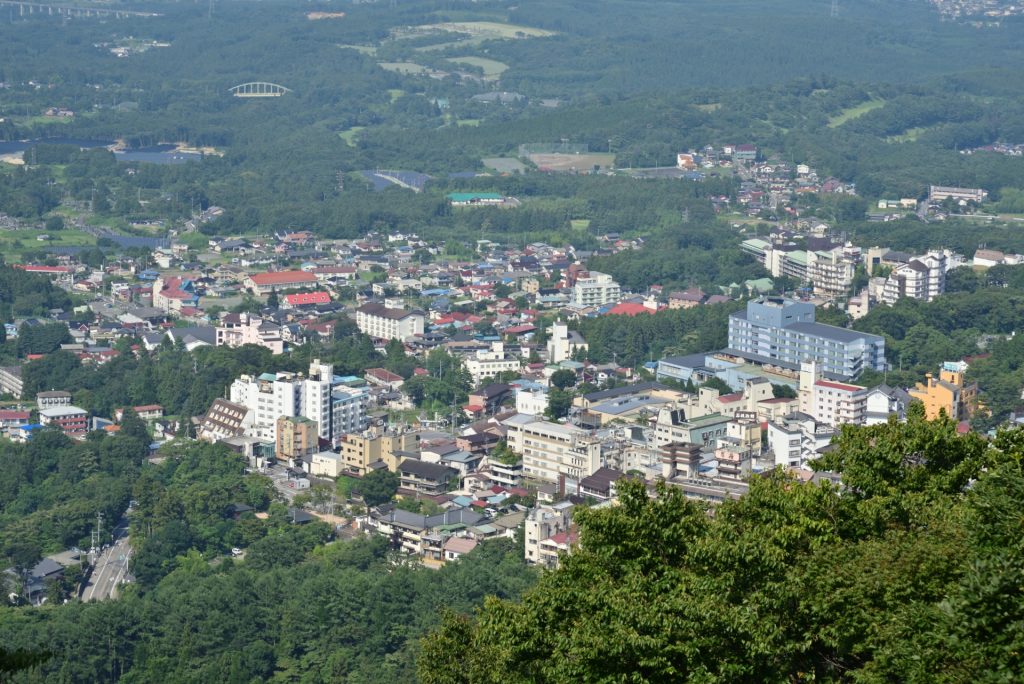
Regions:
[[244, 270, 318, 295], [364, 368, 404, 390], [280, 231, 314, 244], [152, 276, 199, 313], [503, 324, 536, 336], [538, 527, 579, 568], [606, 302, 654, 317], [0, 410, 30, 429], [283, 291, 331, 308], [16, 264, 73, 278]]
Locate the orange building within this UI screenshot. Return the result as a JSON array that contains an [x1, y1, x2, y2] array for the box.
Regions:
[[908, 362, 978, 421]]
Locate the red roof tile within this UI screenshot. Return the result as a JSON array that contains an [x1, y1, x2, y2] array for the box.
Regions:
[[248, 271, 317, 286], [285, 291, 331, 306]]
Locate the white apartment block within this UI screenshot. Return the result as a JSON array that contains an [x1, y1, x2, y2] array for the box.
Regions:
[[229, 359, 364, 444], [811, 379, 867, 427], [505, 414, 602, 484], [765, 247, 809, 282], [807, 245, 860, 299], [881, 250, 949, 305], [767, 413, 835, 470], [331, 385, 371, 438], [929, 185, 987, 204], [355, 302, 424, 341], [515, 388, 549, 416], [571, 271, 621, 307], [464, 342, 521, 384], [546, 321, 588, 364]]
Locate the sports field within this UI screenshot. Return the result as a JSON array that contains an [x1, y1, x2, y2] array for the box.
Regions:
[[528, 153, 615, 173]]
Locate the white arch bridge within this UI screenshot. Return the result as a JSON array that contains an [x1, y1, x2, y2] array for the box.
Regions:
[[229, 82, 291, 98], [0, 1, 160, 17]]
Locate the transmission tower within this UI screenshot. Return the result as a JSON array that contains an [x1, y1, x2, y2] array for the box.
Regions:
[[830, 0, 839, 18]]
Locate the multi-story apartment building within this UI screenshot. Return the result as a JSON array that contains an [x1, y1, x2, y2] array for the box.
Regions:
[[570, 271, 621, 307], [355, 302, 425, 341], [36, 391, 72, 410], [398, 458, 458, 495], [39, 406, 89, 438], [908, 361, 979, 421], [765, 247, 809, 282], [546, 320, 588, 364], [464, 342, 521, 384], [0, 366, 23, 399], [881, 250, 949, 305], [811, 379, 867, 427], [652, 408, 732, 448], [767, 413, 835, 470], [798, 361, 867, 427], [229, 359, 366, 444], [727, 297, 886, 380], [524, 501, 574, 566], [929, 185, 987, 204], [331, 384, 371, 438], [807, 245, 860, 299], [276, 416, 318, 463], [338, 428, 419, 475], [505, 414, 602, 484], [216, 313, 285, 354]]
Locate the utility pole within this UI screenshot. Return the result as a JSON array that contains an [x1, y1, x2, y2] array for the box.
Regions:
[[830, 0, 838, 18]]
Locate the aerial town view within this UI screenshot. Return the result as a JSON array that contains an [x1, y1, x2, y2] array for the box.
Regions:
[[0, 0, 1021, 681]]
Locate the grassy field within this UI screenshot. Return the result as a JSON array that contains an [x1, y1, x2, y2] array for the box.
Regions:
[[339, 127, 365, 146], [457, 119, 481, 127], [446, 56, 508, 79], [570, 219, 591, 230], [0, 228, 97, 258], [827, 98, 886, 128], [18, 115, 74, 127], [387, 89, 405, 102], [377, 62, 432, 75], [887, 126, 929, 143], [483, 157, 526, 173], [695, 103, 721, 112], [419, 21, 555, 39]]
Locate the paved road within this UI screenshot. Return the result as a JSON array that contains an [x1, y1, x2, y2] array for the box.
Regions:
[[82, 521, 132, 602], [262, 464, 301, 502]]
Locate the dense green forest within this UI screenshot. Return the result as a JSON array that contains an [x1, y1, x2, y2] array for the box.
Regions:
[[0, 0, 1022, 242], [420, 411, 1024, 682], [0, 440, 536, 682]]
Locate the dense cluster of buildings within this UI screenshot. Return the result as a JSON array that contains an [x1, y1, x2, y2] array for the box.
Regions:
[[742, 226, 965, 318], [0, 181, 1009, 574]]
